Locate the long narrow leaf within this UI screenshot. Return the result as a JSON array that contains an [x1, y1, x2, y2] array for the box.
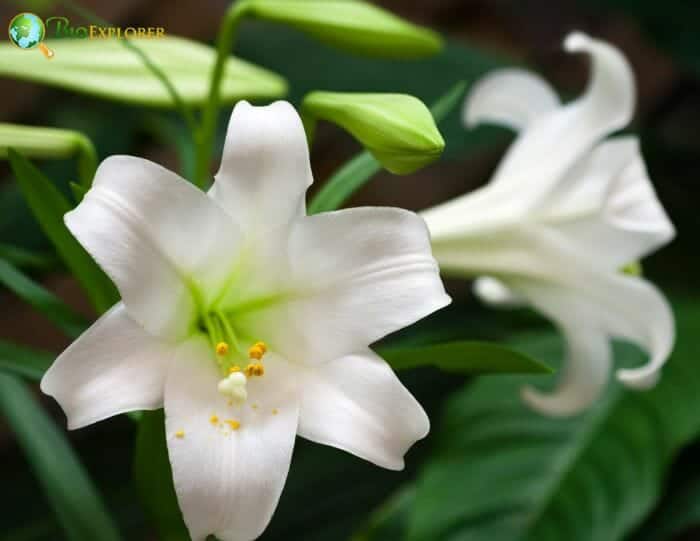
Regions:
[[308, 81, 466, 214], [0, 340, 53, 381], [378, 340, 552, 374], [8, 149, 117, 313], [0, 374, 122, 541], [0, 258, 87, 338], [134, 410, 190, 541], [0, 243, 56, 270]]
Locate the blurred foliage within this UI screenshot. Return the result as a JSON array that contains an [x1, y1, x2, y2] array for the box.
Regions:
[[0, 374, 122, 541], [1, 1, 700, 541], [358, 300, 700, 541]]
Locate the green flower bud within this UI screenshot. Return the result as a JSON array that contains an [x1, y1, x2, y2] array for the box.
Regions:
[[0, 123, 97, 184], [302, 91, 445, 174], [0, 36, 287, 107], [241, 0, 442, 58]]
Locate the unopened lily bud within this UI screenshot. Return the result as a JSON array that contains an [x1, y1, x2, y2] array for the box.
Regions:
[[302, 92, 445, 174], [241, 0, 442, 58]]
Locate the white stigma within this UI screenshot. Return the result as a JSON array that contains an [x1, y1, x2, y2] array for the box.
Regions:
[[218, 372, 248, 405]]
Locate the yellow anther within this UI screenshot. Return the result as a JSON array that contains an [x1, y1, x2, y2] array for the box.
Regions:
[[248, 345, 264, 360], [215, 342, 230, 356], [175, 430, 185, 438], [245, 363, 265, 377], [254, 341, 267, 354], [228, 365, 241, 374], [225, 419, 241, 431], [272, 408, 278, 415], [210, 414, 219, 425]]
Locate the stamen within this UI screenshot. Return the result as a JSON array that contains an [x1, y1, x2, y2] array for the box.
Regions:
[[249, 345, 264, 360], [224, 419, 241, 431], [175, 430, 185, 438], [245, 363, 265, 377], [248, 341, 268, 360], [216, 342, 230, 356], [228, 365, 241, 374], [210, 414, 219, 425], [218, 372, 248, 404]]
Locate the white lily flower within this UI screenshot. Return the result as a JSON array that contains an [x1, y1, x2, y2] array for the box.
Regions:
[[40, 100, 450, 541], [421, 32, 675, 416]]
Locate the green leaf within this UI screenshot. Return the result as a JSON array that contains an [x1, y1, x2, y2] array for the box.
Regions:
[[0, 340, 53, 380], [0, 258, 87, 338], [307, 81, 466, 214], [0, 243, 56, 270], [398, 300, 700, 541], [634, 454, 700, 541], [0, 373, 122, 541], [378, 341, 552, 375], [0, 36, 287, 107], [302, 92, 444, 174], [351, 485, 415, 541], [242, 0, 442, 58], [8, 149, 118, 313], [134, 410, 190, 541]]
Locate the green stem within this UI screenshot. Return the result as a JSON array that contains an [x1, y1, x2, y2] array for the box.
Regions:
[[74, 133, 98, 189], [194, 1, 250, 188], [60, 0, 197, 137], [216, 310, 242, 354]]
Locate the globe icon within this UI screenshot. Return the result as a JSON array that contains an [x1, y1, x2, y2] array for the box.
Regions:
[[8, 12, 45, 50]]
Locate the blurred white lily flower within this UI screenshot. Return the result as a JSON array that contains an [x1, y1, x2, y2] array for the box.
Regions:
[[421, 32, 675, 415], [41, 101, 450, 541]]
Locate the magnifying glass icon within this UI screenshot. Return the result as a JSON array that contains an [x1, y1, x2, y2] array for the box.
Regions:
[[8, 12, 54, 59]]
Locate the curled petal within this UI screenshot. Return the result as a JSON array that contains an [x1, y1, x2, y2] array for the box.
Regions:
[[297, 349, 429, 470], [464, 68, 560, 131], [41, 303, 172, 429], [614, 278, 675, 387], [522, 262, 675, 399], [481, 32, 636, 212], [165, 338, 299, 541], [210, 100, 313, 232], [522, 325, 611, 416], [66, 156, 239, 339], [564, 31, 636, 136]]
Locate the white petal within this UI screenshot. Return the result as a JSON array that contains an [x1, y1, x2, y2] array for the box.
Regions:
[[297, 349, 429, 470], [66, 156, 239, 340], [543, 137, 675, 267], [165, 338, 299, 541], [564, 31, 636, 134], [521, 267, 674, 393], [236, 207, 450, 364], [482, 32, 635, 211], [464, 68, 560, 131], [40, 303, 172, 429], [473, 276, 526, 308], [210, 101, 313, 232], [521, 325, 611, 416]]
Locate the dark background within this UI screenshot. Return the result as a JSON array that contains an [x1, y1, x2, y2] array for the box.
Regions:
[[0, 1, 698, 539]]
